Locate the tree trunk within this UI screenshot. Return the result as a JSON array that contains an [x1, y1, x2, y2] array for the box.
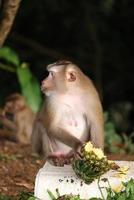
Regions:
[[0, 0, 21, 47]]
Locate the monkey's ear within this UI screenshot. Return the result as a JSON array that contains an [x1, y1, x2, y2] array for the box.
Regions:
[[67, 71, 76, 82]]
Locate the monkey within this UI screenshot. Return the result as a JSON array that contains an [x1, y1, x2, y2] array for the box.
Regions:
[[31, 60, 104, 166], [0, 93, 36, 144]]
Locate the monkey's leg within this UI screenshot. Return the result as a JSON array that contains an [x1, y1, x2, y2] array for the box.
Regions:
[[0, 129, 16, 141], [48, 128, 83, 166], [90, 122, 104, 150], [31, 122, 44, 155], [32, 120, 54, 159]]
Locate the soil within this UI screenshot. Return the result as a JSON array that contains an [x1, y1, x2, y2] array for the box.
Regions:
[[0, 140, 134, 197], [0, 140, 44, 197]]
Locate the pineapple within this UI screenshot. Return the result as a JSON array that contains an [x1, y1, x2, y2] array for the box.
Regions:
[[72, 142, 118, 184]]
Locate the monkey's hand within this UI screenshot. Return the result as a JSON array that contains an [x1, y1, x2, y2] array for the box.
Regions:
[[0, 114, 16, 131], [64, 143, 83, 165], [47, 145, 83, 166], [63, 141, 84, 165], [47, 153, 70, 166], [66, 144, 83, 161], [47, 151, 77, 166]]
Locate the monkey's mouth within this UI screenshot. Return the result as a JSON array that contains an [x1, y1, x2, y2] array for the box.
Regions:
[[41, 87, 50, 96], [41, 85, 46, 93], [41, 85, 53, 94]]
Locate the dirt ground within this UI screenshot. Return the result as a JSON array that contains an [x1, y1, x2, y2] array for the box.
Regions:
[[0, 140, 44, 197], [0, 140, 134, 197]]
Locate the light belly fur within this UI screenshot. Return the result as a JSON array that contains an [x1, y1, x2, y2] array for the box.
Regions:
[[54, 113, 88, 154]]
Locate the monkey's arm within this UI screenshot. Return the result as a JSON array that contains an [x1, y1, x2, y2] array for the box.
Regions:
[[90, 116, 104, 150], [31, 120, 52, 156], [0, 115, 17, 131], [50, 127, 82, 150]]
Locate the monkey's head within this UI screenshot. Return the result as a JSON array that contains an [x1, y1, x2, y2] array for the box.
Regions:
[[4, 93, 26, 114], [41, 60, 85, 96]]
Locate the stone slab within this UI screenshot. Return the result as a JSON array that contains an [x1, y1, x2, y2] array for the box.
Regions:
[[34, 161, 134, 200]]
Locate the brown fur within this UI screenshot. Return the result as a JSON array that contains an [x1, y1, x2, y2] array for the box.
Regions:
[[0, 93, 36, 144], [31, 61, 104, 165]]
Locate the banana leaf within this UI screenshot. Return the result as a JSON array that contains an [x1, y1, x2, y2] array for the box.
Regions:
[[16, 63, 42, 112], [0, 46, 20, 66]]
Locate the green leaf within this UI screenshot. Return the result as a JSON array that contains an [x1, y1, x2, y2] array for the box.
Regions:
[[47, 189, 56, 200], [0, 194, 14, 200], [123, 179, 134, 197], [27, 197, 36, 200], [18, 191, 36, 200], [16, 63, 42, 112], [104, 111, 123, 153], [106, 179, 134, 200], [56, 188, 60, 197], [0, 46, 20, 66]]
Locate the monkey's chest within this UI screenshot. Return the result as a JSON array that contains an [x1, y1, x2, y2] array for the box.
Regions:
[[54, 109, 88, 153], [51, 98, 89, 153], [57, 106, 88, 139], [62, 114, 87, 139]]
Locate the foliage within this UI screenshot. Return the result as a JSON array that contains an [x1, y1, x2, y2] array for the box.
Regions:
[[0, 194, 15, 200], [104, 111, 134, 154], [0, 192, 36, 200], [47, 179, 134, 200], [122, 132, 134, 154], [0, 153, 22, 162], [106, 178, 134, 200], [0, 46, 42, 112], [104, 112, 123, 153], [17, 191, 36, 200], [72, 142, 114, 184], [0, 47, 19, 67], [0, 179, 134, 200], [109, 102, 133, 133], [47, 189, 60, 200], [16, 63, 42, 113], [47, 189, 81, 200]]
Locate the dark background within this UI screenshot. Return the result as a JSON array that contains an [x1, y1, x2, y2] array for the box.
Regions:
[[0, 0, 134, 133]]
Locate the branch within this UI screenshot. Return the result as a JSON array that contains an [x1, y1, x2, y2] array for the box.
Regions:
[[10, 32, 72, 61], [0, 0, 21, 47], [0, 63, 16, 73]]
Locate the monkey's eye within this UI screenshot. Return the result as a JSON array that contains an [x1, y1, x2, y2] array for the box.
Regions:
[[49, 71, 54, 78]]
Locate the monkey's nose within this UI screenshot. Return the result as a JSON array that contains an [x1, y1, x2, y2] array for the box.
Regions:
[[41, 81, 46, 92], [41, 80, 45, 87], [41, 80, 45, 85]]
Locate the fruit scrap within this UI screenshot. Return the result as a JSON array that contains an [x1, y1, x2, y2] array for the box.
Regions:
[[72, 141, 118, 184]]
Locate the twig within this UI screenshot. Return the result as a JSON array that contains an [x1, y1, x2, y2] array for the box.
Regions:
[[10, 32, 72, 61], [0, 62, 16, 72], [97, 178, 105, 200]]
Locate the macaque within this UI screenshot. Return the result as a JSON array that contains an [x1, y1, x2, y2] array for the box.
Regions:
[[0, 93, 36, 144], [31, 61, 104, 166]]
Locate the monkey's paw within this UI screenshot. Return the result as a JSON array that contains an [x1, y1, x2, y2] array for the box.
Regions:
[[47, 153, 72, 166]]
